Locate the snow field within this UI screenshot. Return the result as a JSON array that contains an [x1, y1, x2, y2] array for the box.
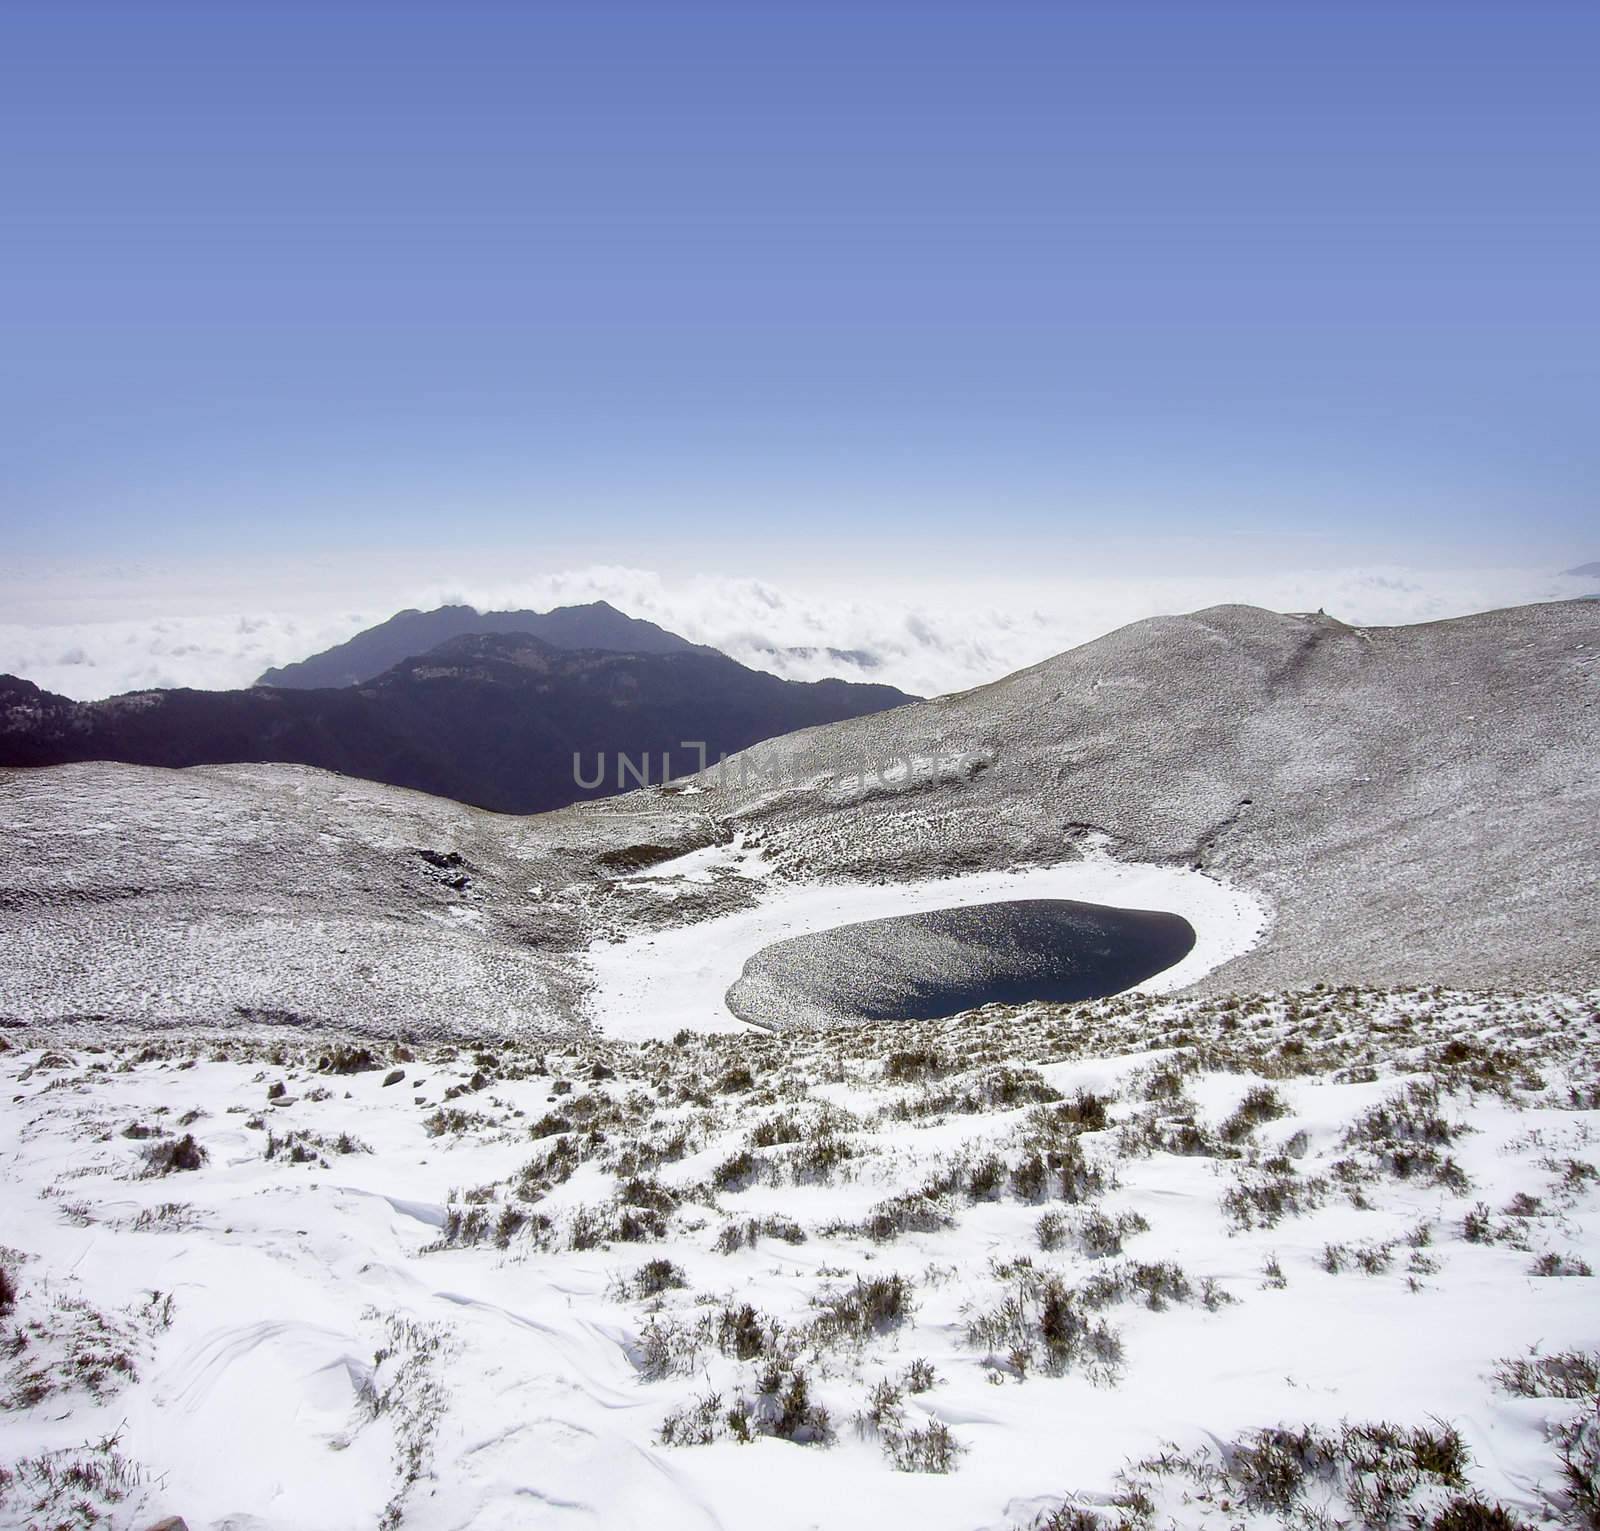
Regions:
[[0, 984, 1596, 1530]]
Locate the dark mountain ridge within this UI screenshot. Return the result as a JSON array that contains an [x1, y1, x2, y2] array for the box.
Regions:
[[255, 599, 715, 689], [0, 633, 915, 814]]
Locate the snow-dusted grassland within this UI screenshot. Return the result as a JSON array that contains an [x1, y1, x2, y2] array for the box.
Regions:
[[2, 986, 1597, 1531]]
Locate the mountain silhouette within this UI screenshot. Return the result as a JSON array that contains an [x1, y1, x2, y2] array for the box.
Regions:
[[255, 601, 715, 689], [1, 632, 915, 813]]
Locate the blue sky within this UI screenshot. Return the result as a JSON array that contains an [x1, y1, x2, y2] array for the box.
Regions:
[[3, 0, 1596, 585]]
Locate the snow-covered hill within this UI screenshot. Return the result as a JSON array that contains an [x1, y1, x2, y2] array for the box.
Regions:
[[663, 600, 1600, 996], [0, 761, 722, 1035]]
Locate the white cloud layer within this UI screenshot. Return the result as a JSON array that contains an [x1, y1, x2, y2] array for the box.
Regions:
[[1, 563, 1593, 703]]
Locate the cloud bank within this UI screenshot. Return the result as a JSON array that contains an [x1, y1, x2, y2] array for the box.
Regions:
[[1, 563, 1593, 703]]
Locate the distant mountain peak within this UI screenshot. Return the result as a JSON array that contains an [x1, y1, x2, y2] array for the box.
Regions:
[[1563, 560, 1600, 578], [254, 601, 716, 690]]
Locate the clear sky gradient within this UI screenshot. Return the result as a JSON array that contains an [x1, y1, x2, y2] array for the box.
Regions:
[[3, 0, 1596, 582]]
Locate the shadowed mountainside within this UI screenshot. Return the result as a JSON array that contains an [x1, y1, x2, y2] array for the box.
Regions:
[[0, 633, 916, 814], [255, 599, 717, 688]]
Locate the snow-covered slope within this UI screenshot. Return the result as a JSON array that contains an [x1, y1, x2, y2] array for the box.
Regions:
[[0, 762, 723, 1035], [2, 986, 1596, 1530], [672, 600, 1600, 995]]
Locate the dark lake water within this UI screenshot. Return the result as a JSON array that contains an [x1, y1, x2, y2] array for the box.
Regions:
[[725, 898, 1198, 1028]]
